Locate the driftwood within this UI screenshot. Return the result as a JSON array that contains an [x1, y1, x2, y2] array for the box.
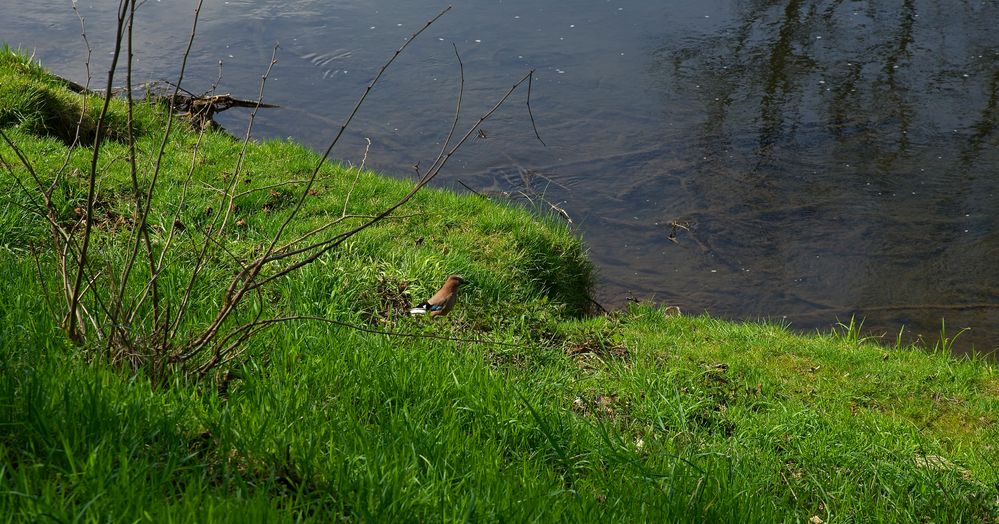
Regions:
[[157, 92, 279, 128], [52, 71, 278, 129]]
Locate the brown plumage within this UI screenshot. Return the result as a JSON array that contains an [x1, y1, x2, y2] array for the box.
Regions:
[[410, 275, 468, 317]]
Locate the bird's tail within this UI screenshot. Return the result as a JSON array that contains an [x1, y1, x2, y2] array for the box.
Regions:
[[409, 302, 431, 315]]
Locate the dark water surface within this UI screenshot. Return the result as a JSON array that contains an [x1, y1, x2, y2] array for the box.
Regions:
[[2, 1, 997, 355]]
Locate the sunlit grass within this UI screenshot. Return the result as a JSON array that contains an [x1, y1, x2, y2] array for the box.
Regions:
[[1, 46, 997, 522]]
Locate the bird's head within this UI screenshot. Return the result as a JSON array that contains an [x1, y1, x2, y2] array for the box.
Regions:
[[447, 275, 468, 287]]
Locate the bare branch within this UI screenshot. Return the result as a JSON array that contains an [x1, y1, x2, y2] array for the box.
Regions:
[[249, 69, 536, 284], [457, 179, 487, 198], [53, 0, 97, 193], [341, 137, 372, 217], [112, 0, 159, 346], [526, 71, 546, 146], [126, 129, 209, 326], [0, 129, 45, 193], [116, 0, 206, 337], [197, 313, 529, 372], [68, 0, 135, 342], [259, 6, 454, 263], [30, 245, 59, 323], [423, 43, 465, 182], [183, 6, 454, 356], [169, 43, 279, 341]]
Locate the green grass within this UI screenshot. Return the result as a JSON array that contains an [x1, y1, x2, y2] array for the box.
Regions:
[[0, 45, 142, 145], [1, 46, 997, 522]]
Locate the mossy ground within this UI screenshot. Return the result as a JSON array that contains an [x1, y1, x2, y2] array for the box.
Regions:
[[1, 47, 997, 522]]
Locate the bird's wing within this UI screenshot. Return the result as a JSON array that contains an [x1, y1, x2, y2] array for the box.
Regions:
[[429, 293, 456, 316], [415, 281, 460, 316], [425, 288, 454, 307]]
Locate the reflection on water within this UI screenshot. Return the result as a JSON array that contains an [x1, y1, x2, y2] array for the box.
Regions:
[[1, 0, 996, 354], [640, 0, 998, 354]]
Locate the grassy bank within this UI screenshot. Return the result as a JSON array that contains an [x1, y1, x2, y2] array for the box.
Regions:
[[1, 48, 997, 522]]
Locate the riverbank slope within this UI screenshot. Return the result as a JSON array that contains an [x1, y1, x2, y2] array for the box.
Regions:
[[1, 48, 996, 522]]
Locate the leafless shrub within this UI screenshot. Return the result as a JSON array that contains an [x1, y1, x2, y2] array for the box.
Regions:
[[0, 1, 543, 380]]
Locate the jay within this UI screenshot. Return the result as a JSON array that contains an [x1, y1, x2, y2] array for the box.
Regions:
[[409, 275, 468, 317]]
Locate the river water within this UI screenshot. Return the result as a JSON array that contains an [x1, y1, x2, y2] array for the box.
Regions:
[[2, 0, 997, 355]]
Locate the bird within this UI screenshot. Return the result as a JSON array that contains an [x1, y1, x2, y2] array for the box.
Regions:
[[409, 275, 468, 317]]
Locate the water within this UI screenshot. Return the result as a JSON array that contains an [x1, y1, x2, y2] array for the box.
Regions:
[[2, 0, 996, 355]]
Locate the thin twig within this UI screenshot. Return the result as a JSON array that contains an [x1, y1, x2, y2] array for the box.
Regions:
[[232, 178, 316, 199], [52, 1, 94, 194], [30, 245, 59, 323], [219, 46, 279, 232], [112, 0, 161, 350], [423, 42, 465, 182], [341, 137, 372, 217], [210, 314, 531, 363], [275, 213, 423, 255], [252, 69, 536, 277], [547, 200, 572, 223], [0, 149, 50, 220], [184, 7, 453, 356], [526, 72, 546, 146], [127, 123, 209, 325], [119, 0, 206, 338], [457, 179, 486, 198], [68, 0, 133, 342], [260, 6, 454, 266], [587, 296, 609, 315], [170, 43, 278, 342], [0, 130, 44, 194]]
